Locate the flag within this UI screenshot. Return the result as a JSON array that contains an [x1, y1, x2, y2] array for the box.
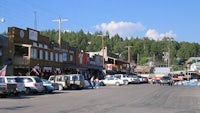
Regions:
[[31, 67, 39, 75], [0, 65, 7, 76]]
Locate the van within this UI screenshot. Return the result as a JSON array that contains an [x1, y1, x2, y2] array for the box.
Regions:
[[67, 74, 85, 90], [48, 75, 70, 90]]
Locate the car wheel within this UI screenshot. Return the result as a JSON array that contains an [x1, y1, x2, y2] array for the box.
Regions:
[[58, 84, 63, 90], [115, 82, 120, 86], [124, 80, 128, 85], [25, 88, 31, 95]]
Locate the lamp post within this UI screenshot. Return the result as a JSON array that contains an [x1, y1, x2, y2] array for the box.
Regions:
[[97, 35, 105, 69], [0, 18, 5, 23]]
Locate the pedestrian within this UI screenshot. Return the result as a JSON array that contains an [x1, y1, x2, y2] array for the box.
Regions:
[[95, 77, 99, 88], [90, 76, 94, 89]]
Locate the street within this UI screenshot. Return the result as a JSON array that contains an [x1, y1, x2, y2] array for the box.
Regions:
[[1, 84, 200, 113]]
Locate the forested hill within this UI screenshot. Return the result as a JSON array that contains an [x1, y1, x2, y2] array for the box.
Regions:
[[40, 29, 200, 66]]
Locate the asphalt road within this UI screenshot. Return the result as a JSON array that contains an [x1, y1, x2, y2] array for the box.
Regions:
[[1, 84, 200, 113]]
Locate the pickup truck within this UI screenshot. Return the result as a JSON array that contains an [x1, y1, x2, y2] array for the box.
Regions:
[[0, 76, 17, 97]]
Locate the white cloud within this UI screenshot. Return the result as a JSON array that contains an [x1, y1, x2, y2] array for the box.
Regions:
[[145, 29, 176, 40], [95, 21, 145, 37]]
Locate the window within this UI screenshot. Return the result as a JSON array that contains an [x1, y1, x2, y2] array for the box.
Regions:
[[70, 55, 73, 61], [31, 48, 37, 58], [63, 53, 67, 61], [59, 54, 63, 62], [45, 51, 48, 60], [55, 53, 58, 62], [50, 52, 54, 61], [44, 44, 48, 49], [38, 43, 43, 48], [39, 50, 43, 59], [33, 42, 37, 47]]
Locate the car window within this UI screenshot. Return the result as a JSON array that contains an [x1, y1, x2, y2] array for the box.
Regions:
[[72, 76, 78, 81], [0, 78, 5, 83], [108, 77, 114, 80], [24, 78, 33, 83], [57, 76, 63, 81], [64, 76, 69, 80], [49, 76, 55, 81], [34, 77, 42, 83], [15, 77, 24, 83], [7, 78, 16, 83], [79, 75, 84, 80]]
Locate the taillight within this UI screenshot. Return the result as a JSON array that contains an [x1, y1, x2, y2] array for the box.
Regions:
[[34, 83, 37, 87]]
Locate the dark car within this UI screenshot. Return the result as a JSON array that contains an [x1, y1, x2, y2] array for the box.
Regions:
[[160, 76, 173, 86]]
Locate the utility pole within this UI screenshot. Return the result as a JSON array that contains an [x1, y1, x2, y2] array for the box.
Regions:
[[97, 35, 105, 69], [125, 46, 132, 62], [52, 17, 68, 48]]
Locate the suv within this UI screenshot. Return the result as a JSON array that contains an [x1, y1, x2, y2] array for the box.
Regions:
[[5, 76, 26, 95], [0, 76, 17, 97], [48, 75, 70, 90], [20, 76, 44, 94], [67, 74, 85, 90], [160, 76, 173, 86], [113, 74, 132, 85]]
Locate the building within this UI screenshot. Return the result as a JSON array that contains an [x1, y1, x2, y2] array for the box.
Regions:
[[7, 27, 76, 77], [0, 35, 8, 66]]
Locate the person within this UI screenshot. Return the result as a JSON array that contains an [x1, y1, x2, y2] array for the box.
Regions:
[[90, 76, 94, 89], [94, 77, 99, 88]]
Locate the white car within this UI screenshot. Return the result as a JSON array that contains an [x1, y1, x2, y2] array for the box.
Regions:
[[19, 76, 44, 94], [114, 74, 133, 85], [99, 76, 124, 86]]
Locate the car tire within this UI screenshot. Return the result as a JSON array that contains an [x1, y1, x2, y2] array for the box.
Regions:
[[115, 82, 120, 86], [124, 80, 128, 85], [71, 85, 78, 90], [25, 88, 31, 95]]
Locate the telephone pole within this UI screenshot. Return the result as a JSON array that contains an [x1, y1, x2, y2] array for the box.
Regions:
[[97, 35, 105, 69], [52, 17, 68, 48], [125, 46, 132, 62]]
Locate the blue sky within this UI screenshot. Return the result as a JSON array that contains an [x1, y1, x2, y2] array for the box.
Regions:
[[0, 0, 199, 43]]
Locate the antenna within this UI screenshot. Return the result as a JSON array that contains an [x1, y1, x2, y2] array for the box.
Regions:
[[34, 11, 37, 30]]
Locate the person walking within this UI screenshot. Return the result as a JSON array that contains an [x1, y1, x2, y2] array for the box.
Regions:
[[90, 76, 94, 89], [95, 77, 99, 89]]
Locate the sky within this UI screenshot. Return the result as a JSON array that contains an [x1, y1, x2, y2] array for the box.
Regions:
[[0, 0, 199, 43]]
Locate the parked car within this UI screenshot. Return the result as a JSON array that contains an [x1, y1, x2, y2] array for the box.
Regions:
[[160, 76, 173, 86], [20, 76, 44, 94], [5, 76, 26, 95], [67, 74, 85, 90], [41, 79, 56, 93], [113, 74, 132, 85], [99, 75, 124, 86], [0, 76, 17, 97], [48, 75, 70, 90], [130, 75, 140, 84]]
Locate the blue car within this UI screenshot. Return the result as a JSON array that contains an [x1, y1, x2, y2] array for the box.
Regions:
[[41, 79, 56, 93]]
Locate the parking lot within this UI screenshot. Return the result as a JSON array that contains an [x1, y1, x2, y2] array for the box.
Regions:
[[1, 84, 200, 113]]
